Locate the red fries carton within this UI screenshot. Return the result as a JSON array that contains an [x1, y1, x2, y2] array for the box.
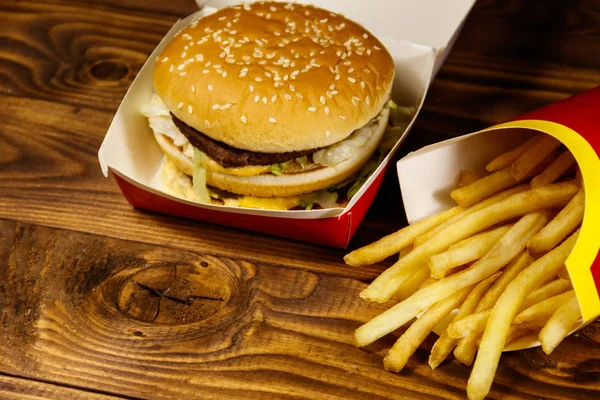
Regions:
[[98, 0, 475, 248], [397, 86, 600, 347]]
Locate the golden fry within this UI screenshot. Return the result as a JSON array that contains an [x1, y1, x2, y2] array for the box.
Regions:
[[429, 225, 512, 279], [528, 188, 585, 253], [531, 150, 576, 187], [451, 167, 519, 208], [467, 230, 579, 400], [413, 185, 529, 248], [511, 135, 562, 181], [539, 295, 582, 354], [429, 273, 500, 369], [486, 135, 542, 172], [520, 278, 572, 310], [344, 206, 462, 267], [457, 170, 482, 188], [514, 290, 575, 325], [384, 285, 473, 372]]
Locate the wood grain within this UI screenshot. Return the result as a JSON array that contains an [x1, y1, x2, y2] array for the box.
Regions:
[[1, 220, 599, 399], [0, 374, 121, 400], [1, 0, 600, 398]]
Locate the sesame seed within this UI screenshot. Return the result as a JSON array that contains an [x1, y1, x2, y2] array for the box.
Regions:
[[343, 61, 351, 66], [188, 105, 193, 114], [181, 52, 186, 58], [255, 77, 263, 82], [329, 84, 335, 90], [348, 77, 356, 83], [205, 119, 211, 127], [179, 72, 186, 76], [374, 45, 381, 51], [269, 117, 277, 123], [239, 67, 248, 77], [270, 5, 276, 12], [324, 107, 330, 115], [320, 96, 326, 104], [222, 71, 227, 78], [363, 33, 369, 39], [308, 107, 316, 112], [177, 102, 183, 109], [284, 94, 292, 100], [169, 65, 174, 72], [271, 95, 277, 103], [262, 97, 268, 104], [366, 96, 371, 105], [289, 84, 296, 91], [348, 68, 355, 73], [335, 75, 340, 80], [296, 92, 304, 99], [221, 103, 232, 110], [202, 69, 209, 74], [207, 85, 214, 92], [254, 95, 260, 103], [339, 115, 346, 120], [161, 57, 169, 63], [212, 104, 220, 110], [218, 16, 226, 21], [177, 64, 185, 71], [241, 115, 247, 124], [331, 90, 339, 95], [326, 130, 331, 137], [191, 85, 196, 93], [249, 85, 255, 92]]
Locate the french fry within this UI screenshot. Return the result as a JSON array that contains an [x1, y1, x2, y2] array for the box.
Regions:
[[451, 251, 535, 365], [344, 206, 462, 267], [467, 230, 579, 400], [505, 324, 541, 346], [557, 266, 570, 281], [429, 225, 512, 279], [486, 135, 542, 172], [478, 251, 534, 310], [355, 212, 550, 347], [413, 184, 529, 248], [429, 273, 500, 369], [448, 309, 491, 339], [398, 245, 413, 260], [360, 182, 577, 304], [511, 135, 562, 181], [520, 278, 571, 310], [528, 188, 585, 253], [531, 151, 576, 187], [457, 170, 482, 188], [451, 167, 519, 208], [384, 285, 474, 372], [418, 275, 438, 290], [449, 278, 571, 338], [394, 265, 429, 301], [514, 290, 575, 325], [539, 295, 582, 354]]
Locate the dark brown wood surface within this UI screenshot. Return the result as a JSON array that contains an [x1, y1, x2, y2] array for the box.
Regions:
[[1, 0, 599, 399]]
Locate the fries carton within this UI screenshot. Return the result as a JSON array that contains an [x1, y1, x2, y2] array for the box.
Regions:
[[397, 86, 600, 348], [98, 0, 476, 248]]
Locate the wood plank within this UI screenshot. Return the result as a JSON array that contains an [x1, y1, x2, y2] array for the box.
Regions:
[[1, 220, 599, 399], [0, 374, 123, 399]]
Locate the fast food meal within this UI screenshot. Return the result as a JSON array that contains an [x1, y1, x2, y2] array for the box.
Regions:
[[141, 1, 414, 210], [345, 133, 584, 400]]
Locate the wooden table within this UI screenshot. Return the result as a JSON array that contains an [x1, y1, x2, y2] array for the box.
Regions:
[[1, 1, 599, 399]]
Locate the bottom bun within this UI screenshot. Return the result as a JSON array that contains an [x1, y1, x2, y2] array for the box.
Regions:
[[154, 108, 389, 198]]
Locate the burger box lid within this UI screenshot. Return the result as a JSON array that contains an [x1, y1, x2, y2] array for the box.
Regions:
[[98, 0, 476, 248], [396, 86, 600, 350]]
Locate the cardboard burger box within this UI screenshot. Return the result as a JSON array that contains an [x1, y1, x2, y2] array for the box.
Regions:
[[98, 0, 476, 248], [397, 86, 600, 348]]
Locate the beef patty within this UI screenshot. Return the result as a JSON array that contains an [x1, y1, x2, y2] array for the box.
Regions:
[[172, 114, 320, 168]]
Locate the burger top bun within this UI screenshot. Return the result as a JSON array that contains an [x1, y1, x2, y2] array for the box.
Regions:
[[153, 1, 395, 153]]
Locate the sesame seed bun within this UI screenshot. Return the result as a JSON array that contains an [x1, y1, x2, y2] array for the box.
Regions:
[[153, 1, 395, 153]]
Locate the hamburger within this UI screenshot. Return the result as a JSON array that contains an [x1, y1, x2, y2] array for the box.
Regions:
[[142, 1, 400, 210]]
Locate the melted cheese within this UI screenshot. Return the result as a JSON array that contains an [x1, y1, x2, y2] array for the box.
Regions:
[[201, 155, 270, 177], [224, 196, 301, 210]]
